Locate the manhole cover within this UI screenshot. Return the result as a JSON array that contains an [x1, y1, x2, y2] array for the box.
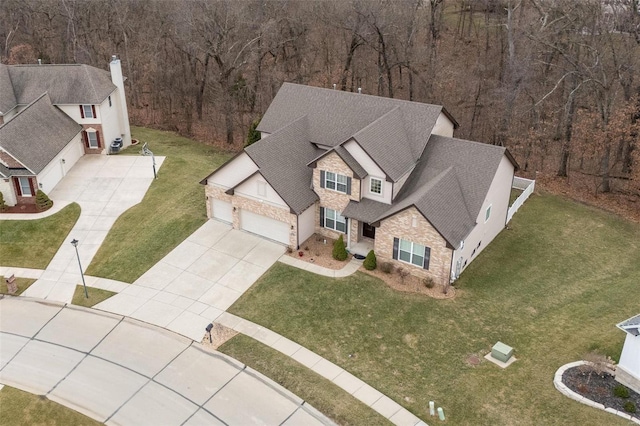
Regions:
[[467, 355, 481, 366]]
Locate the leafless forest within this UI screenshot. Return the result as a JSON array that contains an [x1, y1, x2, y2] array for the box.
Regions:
[[2, 0, 639, 216]]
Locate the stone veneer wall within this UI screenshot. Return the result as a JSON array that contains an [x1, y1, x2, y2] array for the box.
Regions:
[[375, 206, 453, 286], [205, 184, 297, 247], [313, 152, 360, 242]]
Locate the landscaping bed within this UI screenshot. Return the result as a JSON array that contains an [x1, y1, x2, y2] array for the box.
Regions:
[[563, 367, 639, 418], [288, 234, 350, 270]]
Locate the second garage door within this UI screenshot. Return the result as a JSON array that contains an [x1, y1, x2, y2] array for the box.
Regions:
[[212, 199, 233, 223], [239, 209, 290, 245]]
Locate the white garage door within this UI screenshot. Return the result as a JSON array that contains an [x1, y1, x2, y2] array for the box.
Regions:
[[39, 160, 64, 194], [240, 209, 290, 245], [212, 199, 233, 223]]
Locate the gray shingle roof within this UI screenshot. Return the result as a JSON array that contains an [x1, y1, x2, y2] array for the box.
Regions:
[[618, 314, 640, 336], [245, 116, 322, 214], [342, 198, 393, 224], [0, 64, 17, 114], [4, 64, 116, 107], [377, 135, 509, 247], [257, 83, 443, 157], [350, 107, 415, 181], [0, 93, 82, 174]]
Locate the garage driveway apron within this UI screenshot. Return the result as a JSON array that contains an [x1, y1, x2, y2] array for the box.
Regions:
[[94, 220, 286, 340], [0, 298, 333, 426], [21, 155, 164, 303]]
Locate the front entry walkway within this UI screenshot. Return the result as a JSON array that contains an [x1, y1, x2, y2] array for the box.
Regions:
[[95, 221, 285, 340], [21, 155, 164, 302]]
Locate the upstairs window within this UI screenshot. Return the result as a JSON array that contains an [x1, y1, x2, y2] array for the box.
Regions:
[[80, 105, 96, 119], [320, 170, 351, 194], [370, 177, 382, 195], [485, 205, 492, 223]]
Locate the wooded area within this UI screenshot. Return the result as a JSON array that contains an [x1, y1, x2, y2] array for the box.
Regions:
[[2, 0, 639, 215]]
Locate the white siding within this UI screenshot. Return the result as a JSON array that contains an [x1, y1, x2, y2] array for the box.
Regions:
[[620, 334, 640, 378], [0, 178, 17, 206], [58, 104, 101, 125], [207, 152, 259, 189], [392, 166, 414, 200], [260, 132, 270, 139], [343, 139, 392, 204], [109, 58, 132, 146], [298, 204, 316, 246], [431, 112, 455, 137], [37, 133, 83, 194], [234, 172, 288, 208], [99, 92, 125, 150], [450, 155, 515, 280]]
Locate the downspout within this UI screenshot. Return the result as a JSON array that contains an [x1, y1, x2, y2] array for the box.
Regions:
[[296, 214, 299, 250]]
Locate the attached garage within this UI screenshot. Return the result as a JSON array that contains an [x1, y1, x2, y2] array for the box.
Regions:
[[212, 199, 233, 223], [38, 136, 84, 194], [239, 209, 290, 245]]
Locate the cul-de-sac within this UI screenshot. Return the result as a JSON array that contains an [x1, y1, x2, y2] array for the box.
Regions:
[[1, 2, 639, 425]]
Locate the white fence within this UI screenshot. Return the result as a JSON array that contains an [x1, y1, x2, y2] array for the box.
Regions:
[[507, 177, 535, 223]]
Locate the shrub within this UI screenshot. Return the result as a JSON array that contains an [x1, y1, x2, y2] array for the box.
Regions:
[[363, 250, 377, 270], [398, 267, 410, 284], [0, 192, 7, 211], [332, 235, 348, 261], [380, 262, 394, 274], [423, 277, 435, 288], [613, 384, 630, 398], [623, 401, 636, 413], [35, 190, 53, 211]]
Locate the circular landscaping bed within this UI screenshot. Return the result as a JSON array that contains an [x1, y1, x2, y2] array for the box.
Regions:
[[562, 366, 639, 419]]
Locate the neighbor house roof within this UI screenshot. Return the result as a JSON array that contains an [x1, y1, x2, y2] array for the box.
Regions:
[[618, 314, 640, 336], [0, 93, 82, 174], [1, 63, 116, 110], [244, 116, 323, 214]]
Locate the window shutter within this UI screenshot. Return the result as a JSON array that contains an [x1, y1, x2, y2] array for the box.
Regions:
[[392, 238, 399, 260], [320, 207, 325, 227], [91, 105, 97, 118], [82, 131, 89, 147], [96, 130, 102, 148], [320, 170, 325, 188], [423, 246, 431, 270], [28, 178, 36, 196], [13, 177, 21, 196], [346, 177, 352, 195], [79, 105, 85, 118]]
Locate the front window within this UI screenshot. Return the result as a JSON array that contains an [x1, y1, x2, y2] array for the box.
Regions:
[[324, 208, 347, 233], [370, 177, 382, 195], [325, 171, 348, 193], [82, 105, 94, 118], [87, 131, 99, 148], [399, 239, 425, 267], [485, 205, 492, 222], [18, 177, 32, 196]]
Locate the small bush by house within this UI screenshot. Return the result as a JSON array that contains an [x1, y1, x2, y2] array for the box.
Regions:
[[35, 190, 53, 211], [363, 250, 376, 270], [332, 235, 348, 261]]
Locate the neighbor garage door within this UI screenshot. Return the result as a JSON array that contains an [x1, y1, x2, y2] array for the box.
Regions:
[[239, 209, 290, 245], [212, 199, 233, 223]]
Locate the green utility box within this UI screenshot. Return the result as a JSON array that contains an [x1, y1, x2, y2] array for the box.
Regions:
[[491, 341, 514, 363]]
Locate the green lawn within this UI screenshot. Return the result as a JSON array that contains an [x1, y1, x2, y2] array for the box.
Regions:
[[70, 285, 116, 307], [219, 335, 390, 425], [0, 385, 101, 426], [227, 193, 640, 425], [85, 127, 231, 283], [0, 203, 81, 269], [0, 276, 36, 296]]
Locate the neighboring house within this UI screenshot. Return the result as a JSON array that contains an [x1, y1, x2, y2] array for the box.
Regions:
[[616, 314, 640, 393], [0, 56, 131, 207], [201, 83, 518, 286]]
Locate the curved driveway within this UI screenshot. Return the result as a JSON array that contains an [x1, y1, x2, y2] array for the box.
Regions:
[[0, 297, 333, 426]]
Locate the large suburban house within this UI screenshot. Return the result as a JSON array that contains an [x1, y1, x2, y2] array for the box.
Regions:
[[0, 56, 131, 207], [201, 83, 518, 285], [616, 314, 640, 393]]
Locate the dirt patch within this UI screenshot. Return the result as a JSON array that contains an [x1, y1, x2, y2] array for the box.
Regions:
[[362, 267, 457, 299], [200, 323, 238, 350], [286, 234, 350, 270], [466, 354, 482, 366], [562, 366, 640, 419]]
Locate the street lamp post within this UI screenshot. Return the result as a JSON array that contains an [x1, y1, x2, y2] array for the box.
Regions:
[[70, 239, 88, 299]]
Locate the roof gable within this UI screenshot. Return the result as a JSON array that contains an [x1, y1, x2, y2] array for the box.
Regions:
[[618, 314, 640, 336], [0, 93, 82, 174]]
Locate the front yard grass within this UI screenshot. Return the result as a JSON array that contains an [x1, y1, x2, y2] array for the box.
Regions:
[[219, 335, 390, 425], [0, 203, 80, 269], [0, 385, 102, 426], [70, 285, 116, 308], [0, 276, 36, 296], [227, 193, 640, 425], [85, 127, 231, 283]]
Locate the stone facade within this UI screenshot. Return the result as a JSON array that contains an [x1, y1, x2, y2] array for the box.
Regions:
[[375, 206, 453, 286], [205, 184, 297, 247], [313, 152, 360, 241]]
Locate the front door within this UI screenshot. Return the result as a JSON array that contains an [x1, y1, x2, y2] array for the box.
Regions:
[[362, 223, 376, 239]]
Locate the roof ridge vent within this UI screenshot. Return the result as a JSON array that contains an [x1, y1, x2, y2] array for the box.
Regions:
[[357, 87, 362, 94], [37, 59, 42, 65]]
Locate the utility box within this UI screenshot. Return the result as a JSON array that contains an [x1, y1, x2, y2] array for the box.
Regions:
[[491, 341, 514, 363]]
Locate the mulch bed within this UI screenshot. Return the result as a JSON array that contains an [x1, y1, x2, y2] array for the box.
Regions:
[[562, 366, 640, 419], [1, 204, 41, 213]]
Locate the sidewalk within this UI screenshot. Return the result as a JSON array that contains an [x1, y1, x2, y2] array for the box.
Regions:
[[279, 255, 362, 277]]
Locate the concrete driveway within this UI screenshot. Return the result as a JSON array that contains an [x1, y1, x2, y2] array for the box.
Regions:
[[22, 154, 164, 302], [95, 220, 285, 340], [0, 297, 332, 426]]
